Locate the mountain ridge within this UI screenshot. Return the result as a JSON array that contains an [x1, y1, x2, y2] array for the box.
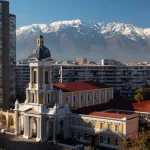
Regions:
[[16, 19, 150, 62]]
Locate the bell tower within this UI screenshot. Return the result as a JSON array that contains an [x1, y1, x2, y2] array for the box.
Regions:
[[37, 34, 44, 47], [25, 35, 54, 105]]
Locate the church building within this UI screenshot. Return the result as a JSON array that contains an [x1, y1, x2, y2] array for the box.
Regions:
[[0, 35, 139, 149]]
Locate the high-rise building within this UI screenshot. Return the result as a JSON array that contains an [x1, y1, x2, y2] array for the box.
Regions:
[[9, 14, 16, 106], [0, 1, 16, 109]]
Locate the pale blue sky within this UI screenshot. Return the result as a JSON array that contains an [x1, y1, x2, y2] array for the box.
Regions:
[[10, 0, 150, 28]]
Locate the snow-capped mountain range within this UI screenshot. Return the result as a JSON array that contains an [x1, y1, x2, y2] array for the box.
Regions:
[[16, 19, 150, 62]]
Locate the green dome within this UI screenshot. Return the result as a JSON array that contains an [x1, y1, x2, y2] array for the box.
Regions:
[[30, 45, 51, 60]]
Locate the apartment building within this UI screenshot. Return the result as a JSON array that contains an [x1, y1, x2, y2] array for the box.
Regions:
[[0, 1, 16, 109], [9, 14, 16, 105], [16, 58, 150, 99], [16, 60, 29, 100]]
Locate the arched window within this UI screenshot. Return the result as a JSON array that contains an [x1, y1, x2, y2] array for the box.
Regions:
[[33, 71, 37, 83], [45, 71, 48, 84], [48, 94, 50, 103]]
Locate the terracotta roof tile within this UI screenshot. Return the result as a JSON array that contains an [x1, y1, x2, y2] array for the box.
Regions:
[[88, 112, 128, 119], [53, 81, 108, 92]]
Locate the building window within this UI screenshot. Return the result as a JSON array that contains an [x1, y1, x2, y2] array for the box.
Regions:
[[101, 92, 104, 98], [66, 96, 70, 104], [94, 92, 98, 99], [115, 124, 119, 132], [107, 137, 111, 144], [107, 92, 110, 97], [48, 94, 50, 103], [114, 137, 118, 145], [45, 71, 48, 84], [33, 71, 37, 83], [78, 132, 80, 139], [74, 96, 76, 102], [84, 133, 87, 140], [92, 121, 95, 128], [71, 131, 74, 137], [100, 122, 103, 130], [88, 94, 90, 100], [100, 136, 103, 143], [108, 123, 111, 130], [81, 95, 84, 101]]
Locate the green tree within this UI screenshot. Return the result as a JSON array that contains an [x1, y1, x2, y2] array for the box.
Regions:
[[134, 89, 144, 103]]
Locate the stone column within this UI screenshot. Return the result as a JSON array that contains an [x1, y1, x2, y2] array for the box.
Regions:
[[36, 117, 40, 141], [37, 91, 39, 104], [26, 90, 29, 103], [23, 116, 30, 139], [92, 91, 94, 105], [29, 67, 32, 89], [26, 116, 30, 138], [14, 110, 19, 135], [34, 92, 37, 103], [23, 116, 27, 137]]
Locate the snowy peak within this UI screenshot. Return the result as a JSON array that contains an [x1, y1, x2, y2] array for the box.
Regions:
[[17, 20, 150, 42]]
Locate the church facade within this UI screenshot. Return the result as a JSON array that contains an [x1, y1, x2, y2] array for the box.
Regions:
[[0, 36, 139, 149]]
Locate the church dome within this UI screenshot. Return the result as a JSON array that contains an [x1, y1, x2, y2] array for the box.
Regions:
[[29, 34, 51, 60], [30, 45, 51, 60]]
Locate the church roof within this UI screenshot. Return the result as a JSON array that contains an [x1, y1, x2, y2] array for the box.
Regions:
[[29, 45, 51, 60], [53, 81, 108, 92], [29, 34, 51, 60]]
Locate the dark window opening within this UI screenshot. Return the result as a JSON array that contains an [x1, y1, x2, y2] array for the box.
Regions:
[[45, 71, 48, 84], [100, 136, 103, 143], [33, 71, 37, 83], [48, 94, 50, 103]]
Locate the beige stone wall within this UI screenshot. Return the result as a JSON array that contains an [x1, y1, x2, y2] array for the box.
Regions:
[[61, 88, 113, 109]]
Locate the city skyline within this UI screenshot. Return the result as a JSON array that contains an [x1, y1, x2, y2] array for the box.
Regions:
[[10, 0, 150, 28]]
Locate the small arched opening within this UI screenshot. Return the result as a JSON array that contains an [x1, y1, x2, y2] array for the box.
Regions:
[[1, 115, 6, 128], [58, 120, 65, 140], [8, 116, 14, 127], [30, 93, 34, 103], [45, 71, 49, 84], [47, 120, 53, 141], [33, 71, 37, 83], [30, 117, 37, 138]]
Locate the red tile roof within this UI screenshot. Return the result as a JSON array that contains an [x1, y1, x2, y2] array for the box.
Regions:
[[53, 81, 108, 92], [74, 99, 150, 114], [88, 112, 128, 119], [132, 100, 150, 112]]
